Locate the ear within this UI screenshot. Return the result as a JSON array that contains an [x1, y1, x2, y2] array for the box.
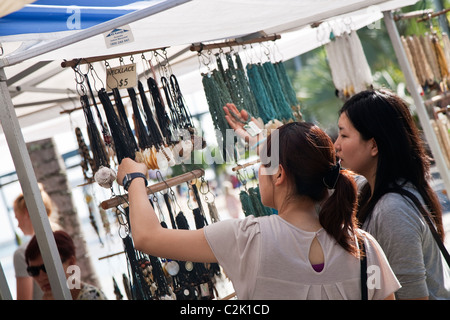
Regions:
[[370, 138, 378, 157], [273, 165, 287, 186], [24, 208, 31, 220]]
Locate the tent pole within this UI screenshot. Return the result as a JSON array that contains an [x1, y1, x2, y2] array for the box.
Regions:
[[0, 68, 72, 300], [0, 262, 12, 300], [0, 0, 191, 68], [383, 11, 450, 195], [189, 34, 281, 52]]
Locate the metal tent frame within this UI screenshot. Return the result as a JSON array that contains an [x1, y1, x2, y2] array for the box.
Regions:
[[383, 11, 450, 200], [0, 0, 191, 300]]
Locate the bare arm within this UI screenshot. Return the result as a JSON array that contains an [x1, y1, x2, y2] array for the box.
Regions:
[[117, 158, 217, 263], [223, 103, 265, 153]]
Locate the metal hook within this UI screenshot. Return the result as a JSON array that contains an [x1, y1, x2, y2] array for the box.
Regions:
[[260, 42, 271, 61], [199, 176, 215, 203], [87, 62, 105, 91], [186, 181, 196, 210], [72, 65, 87, 96], [104, 60, 119, 90], [147, 183, 166, 222], [236, 170, 248, 191], [197, 51, 212, 75]]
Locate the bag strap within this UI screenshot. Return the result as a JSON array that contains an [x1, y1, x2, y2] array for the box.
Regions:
[[360, 239, 368, 300], [387, 187, 450, 268]]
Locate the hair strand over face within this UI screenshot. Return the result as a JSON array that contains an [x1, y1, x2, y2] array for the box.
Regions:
[[264, 122, 361, 256]]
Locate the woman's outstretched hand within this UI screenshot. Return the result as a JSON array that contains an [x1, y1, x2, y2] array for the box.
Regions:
[[117, 157, 148, 186], [223, 103, 263, 145]]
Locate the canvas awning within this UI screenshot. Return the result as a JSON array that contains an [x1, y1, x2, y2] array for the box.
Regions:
[[0, 0, 426, 300]]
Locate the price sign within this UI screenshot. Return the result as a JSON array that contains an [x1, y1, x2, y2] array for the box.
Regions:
[[106, 63, 137, 91]]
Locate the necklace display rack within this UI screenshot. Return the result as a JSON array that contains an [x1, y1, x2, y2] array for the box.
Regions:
[[61, 45, 224, 299], [395, 8, 450, 171], [193, 33, 302, 162]]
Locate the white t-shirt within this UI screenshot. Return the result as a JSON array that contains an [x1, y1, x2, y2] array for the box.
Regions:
[[204, 214, 400, 299]]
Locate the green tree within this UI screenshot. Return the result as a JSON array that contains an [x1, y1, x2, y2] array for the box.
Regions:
[[284, 0, 443, 133]]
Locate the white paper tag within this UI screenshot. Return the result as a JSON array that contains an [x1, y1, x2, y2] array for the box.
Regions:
[[103, 24, 134, 48], [200, 282, 210, 297], [106, 63, 137, 90], [244, 121, 262, 137]]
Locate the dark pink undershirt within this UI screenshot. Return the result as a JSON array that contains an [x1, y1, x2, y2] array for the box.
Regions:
[[312, 263, 324, 272]]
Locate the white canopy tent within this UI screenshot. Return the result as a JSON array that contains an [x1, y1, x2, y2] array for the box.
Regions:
[[1, 0, 439, 299], [0, 0, 416, 138]]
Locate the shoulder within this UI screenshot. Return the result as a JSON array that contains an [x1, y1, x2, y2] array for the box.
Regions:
[[376, 190, 417, 211], [13, 242, 29, 266], [204, 215, 261, 239], [203, 216, 263, 264], [357, 229, 402, 298], [358, 229, 384, 255], [358, 228, 397, 267], [203, 216, 263, 298], [13, 243, 27, 258]]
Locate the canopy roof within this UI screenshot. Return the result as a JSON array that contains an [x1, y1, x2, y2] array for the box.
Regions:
[[1, 0, 417, 63], [0, 0, 418, 149]]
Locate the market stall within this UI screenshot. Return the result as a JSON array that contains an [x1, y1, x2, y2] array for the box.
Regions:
[[0, 0, 433, 300]]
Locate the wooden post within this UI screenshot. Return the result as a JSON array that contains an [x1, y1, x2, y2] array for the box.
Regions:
[[0, 68, 71, 300], [27, 137, 101, 288]]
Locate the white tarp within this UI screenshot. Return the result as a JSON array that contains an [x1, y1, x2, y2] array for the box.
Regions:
[[0, 0, 418, 143], [1, 0, 417, 63]]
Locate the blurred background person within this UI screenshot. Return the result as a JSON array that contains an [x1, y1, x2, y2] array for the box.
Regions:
[[25, 230, 107, 300]]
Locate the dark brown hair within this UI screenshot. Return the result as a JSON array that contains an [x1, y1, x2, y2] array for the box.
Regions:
[[25, 230, 76, 265], [339, 89, 444, 240], [13, 184, 53, 217], [262, 122, 361, 256]]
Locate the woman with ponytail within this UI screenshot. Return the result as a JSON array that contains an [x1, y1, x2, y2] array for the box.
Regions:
[[335, 89, 450, 300], [117, 104, 399, 299]]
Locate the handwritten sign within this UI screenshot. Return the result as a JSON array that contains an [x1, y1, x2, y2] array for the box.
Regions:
[[106, 63, 137, 91]]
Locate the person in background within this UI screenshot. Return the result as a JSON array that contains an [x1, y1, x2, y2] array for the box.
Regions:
[[223, 181, 244, 219], [25, 230, 107, 300], [117, 119, 400, 299], [334, 88, 450, 299], [13, 185, 60, 300]]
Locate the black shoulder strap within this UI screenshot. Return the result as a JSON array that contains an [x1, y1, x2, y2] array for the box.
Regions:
[[360, 239, 368, 300], [388, 188, 450, 268]]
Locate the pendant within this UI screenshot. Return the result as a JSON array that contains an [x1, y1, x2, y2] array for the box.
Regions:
[[165, 260, 180, 276], [200, 282, 210, 298]]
